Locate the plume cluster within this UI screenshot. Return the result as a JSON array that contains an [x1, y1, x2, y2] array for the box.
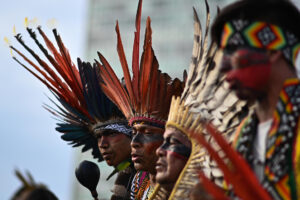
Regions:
[[9, 24, 125, 161], [95, 0, 184, 124]]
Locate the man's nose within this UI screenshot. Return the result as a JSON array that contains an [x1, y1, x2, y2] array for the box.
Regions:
[[131, 133, 143, 148], [98, 136, 109, 148], [220, 54, 233, 73], [156, 143, 167, 157]]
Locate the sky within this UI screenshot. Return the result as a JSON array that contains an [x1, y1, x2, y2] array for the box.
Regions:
[[0, 0, 86, 199], [1, 0, 300, 200]]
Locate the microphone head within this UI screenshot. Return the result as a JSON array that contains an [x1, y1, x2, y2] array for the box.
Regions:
[[75, 160, 100, 198]]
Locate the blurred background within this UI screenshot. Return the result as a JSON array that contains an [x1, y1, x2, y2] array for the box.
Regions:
[[1, 0, 300, 199]]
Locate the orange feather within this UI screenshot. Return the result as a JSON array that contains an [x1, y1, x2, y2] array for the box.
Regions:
[[132, 0, 143, 101], [115, 22, 136, 110]]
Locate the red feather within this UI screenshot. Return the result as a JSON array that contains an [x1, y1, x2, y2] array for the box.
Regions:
[[139, 17, 153, 114], [37, 28, 84, 106], [13, 28, 92, 120], [189, 124, 272, 200], [96, 52, 133, 118], [132, 0, 143, 101], [115, 22, 136, 110], [197, 171, 229, 200]]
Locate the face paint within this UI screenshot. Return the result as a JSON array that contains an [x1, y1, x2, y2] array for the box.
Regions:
[[155, 129, 191, 186], [131, 132, 163, 144], [224, 49, 271, 90], [160, 138, 191, 160]]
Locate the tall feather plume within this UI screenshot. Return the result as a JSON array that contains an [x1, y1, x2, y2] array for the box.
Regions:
[[139, 17, 153, 115], [181, 0, 248, 140], [12, 26, 89, 118], [96, 52, 133, 118], [132, 0, 143, 103], [9, 24, 126, 162], [96, 0, 184, 124], [115, 22, 136, 110], [151, 1, 250, 199]]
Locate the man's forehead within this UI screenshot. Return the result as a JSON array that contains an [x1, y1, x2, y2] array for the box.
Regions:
[[95, 129, 121, 137], [133, 122, 164, 131], [164, 127, 189, 142], [164, 127, 183, 137]]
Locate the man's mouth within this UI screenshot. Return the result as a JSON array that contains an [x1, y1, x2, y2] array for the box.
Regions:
[[131, 153, 143, 162], [155, 160, 166, 172], [102, 152, 112, 160]]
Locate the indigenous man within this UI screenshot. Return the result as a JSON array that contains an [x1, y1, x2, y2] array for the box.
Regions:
[[211, 0, 300, 198], [155, 126, 191, 194], [9, 24, 134, 199], [95, 1, 184, 199]]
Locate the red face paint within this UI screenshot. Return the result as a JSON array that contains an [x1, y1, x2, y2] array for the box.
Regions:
[[224, 49, 271, 90], [131, 123, 164, 172], [166, 150, 189, 161]]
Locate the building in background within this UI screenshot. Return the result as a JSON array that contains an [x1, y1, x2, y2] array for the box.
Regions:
[[72, 0, 233, 199]]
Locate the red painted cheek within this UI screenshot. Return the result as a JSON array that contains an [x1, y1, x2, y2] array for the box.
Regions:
[[167, 150, 188, 161], [226, 49, 271, 90], [226, 63, 271, 90], [146, 141, 163, 154]]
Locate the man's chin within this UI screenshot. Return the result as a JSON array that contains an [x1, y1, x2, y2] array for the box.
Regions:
[[234, 89, 256, 101], [235, 91, 250, 100], [155, 172, 166, 183], [133, 162, 144, 171], [104, 159, 114, 166]]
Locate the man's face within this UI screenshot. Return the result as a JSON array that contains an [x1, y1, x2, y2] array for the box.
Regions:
[[221, 48, 271, 100], [131, 123, 164, 173], [155, 127, 191, 188], [97, 131, 131, 167]]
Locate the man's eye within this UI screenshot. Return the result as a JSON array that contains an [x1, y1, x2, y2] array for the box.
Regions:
[[170, 138, 180, 145], [102, 131, 117, 137], [224, 46, 237, 55]]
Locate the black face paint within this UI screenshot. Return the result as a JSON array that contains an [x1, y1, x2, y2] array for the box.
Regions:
[[132, 132, 163, 144], [161, 137, 191, 158]]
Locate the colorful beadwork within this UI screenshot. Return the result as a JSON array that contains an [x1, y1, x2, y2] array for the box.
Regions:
[[220, 20, 300, 66], [234, 79, 300, 199]]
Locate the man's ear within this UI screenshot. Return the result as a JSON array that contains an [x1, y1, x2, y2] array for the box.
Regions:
[[269, 50, 282, 64]]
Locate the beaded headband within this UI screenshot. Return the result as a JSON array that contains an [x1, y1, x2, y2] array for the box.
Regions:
[[130, 116, 165, 129], [220, 20, 300, 66], [93, 121, 132, 137]]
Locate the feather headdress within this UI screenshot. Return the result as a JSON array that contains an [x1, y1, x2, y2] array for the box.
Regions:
[[149, 1, 249, 199], [95, 0, 184, 127], [9, 23, 130, 162]]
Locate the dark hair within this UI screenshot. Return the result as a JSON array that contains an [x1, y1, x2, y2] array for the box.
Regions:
[[26, 188, 58, 200], [211, 0, 300, 45], [11, 187, 58, 200]]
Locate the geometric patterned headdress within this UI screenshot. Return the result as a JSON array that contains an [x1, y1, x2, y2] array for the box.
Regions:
[[9, 22, 131, 162], [96, 0, 184, 128], [220, 20, 300, 66]]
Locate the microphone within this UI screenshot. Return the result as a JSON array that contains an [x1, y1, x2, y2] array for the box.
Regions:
[[75, 160, 100, 200]]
